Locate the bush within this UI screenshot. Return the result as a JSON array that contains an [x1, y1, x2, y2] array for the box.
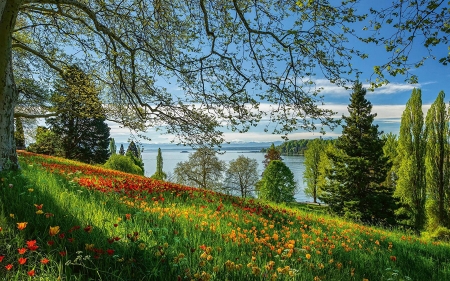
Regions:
[[103, 154, 143, 175]]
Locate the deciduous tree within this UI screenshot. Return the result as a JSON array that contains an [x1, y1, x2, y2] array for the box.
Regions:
[[224, 155, 259, 198], [14, 117, 25, 149], [109, 138, 117, 156], [174, 148, 226, 191], [425, 91, 450, 231], [263, 143, 282, 168], [258, 160, 296, 203], [303, 138, 323, 203], [395, 89, 427, 231], [320, 83, 395, 224], [1, 0, 376, 170]]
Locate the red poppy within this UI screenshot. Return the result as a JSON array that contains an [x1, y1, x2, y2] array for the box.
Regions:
[[27, 269, 35, 276], [41, 258, 50, 264], [18, 257, 27, 265]]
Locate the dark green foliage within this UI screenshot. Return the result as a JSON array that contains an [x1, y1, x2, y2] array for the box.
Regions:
[[119, 144, 125, 155], [27, 127, 63, 156], [262, 139, 336, 155], [151, 148, 167, 180], [263, 143, 282, 167], [126, 141, 144, 174], [14, 117, 25, 149], [46, 66, 110, 164], [320, 82, 395, 224], [103, 154, 143, 175], [258, 160, 296, 203]]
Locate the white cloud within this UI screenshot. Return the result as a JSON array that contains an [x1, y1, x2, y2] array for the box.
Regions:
[[313, 78, 420, 96]]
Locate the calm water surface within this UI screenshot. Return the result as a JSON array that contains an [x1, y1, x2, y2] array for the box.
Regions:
[[141, 149, 311, 202]]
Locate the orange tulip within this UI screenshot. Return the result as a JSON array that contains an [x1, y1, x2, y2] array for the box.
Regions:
[[17, 222, 27, 230]]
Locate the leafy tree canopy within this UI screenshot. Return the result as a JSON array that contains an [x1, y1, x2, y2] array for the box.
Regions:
[[258, 160, 296, 203]]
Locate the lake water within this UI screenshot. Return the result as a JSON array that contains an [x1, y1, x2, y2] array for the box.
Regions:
[[140, 149, 311, 202]]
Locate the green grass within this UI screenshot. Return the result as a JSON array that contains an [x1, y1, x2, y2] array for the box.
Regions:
[[0, 151, 449, 280]]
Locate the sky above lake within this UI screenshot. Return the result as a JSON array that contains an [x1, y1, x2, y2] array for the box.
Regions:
[[109, 3, 449, 145]]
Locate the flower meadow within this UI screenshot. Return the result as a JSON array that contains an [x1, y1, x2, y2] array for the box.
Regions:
[[0, 151, 449, 280]]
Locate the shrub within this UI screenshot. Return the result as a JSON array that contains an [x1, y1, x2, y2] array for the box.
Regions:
[[103, 154, 143, 175]]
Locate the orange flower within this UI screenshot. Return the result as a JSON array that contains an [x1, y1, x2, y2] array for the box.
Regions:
[[306, 254, 311, 260], [18, 247, 27, 254], [5, 264, 13, 270], [41, 258, 50, 264], [390, 256, 397, 262], [34, 204, 43, 210], [17, 222, 27, 230], [27, 240, 39, 251], [125, 213, 131, 220], [18, 257, 27, 265], [27, 269, 35, 276], [49, 226, 60, 236]]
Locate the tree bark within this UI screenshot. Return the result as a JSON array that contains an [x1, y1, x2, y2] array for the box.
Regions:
[[0, 1, 22, 170]]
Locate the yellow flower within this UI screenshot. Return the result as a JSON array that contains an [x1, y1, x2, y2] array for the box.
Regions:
[[28, 188, 34, 192], [49, 226, 60, 236], [9, 214, 14, 218], [36, 210, 44, 215], [306, 254, 311, 260], [138, 243, 146, 250], [85, 244, 95, 251]]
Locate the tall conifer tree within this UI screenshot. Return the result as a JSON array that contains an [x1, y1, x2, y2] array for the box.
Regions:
[[425, 91, 450, 231], [395, 89, 427, 232], [321, 82, 394, 223], [151, 148, 167, 180]]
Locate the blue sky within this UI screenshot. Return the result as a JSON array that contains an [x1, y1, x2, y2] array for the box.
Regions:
[[109, 4, 449, 144]]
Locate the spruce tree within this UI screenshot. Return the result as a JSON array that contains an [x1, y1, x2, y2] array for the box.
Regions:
[[395, 89, 427, 232], [151, 148, 167, 180], [119, 144, 125, 155], [425, 91, 450, 231], [321, 82, 394, 224], [46, 66, 110, 164]]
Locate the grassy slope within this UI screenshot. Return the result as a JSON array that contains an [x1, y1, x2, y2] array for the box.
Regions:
[[0, 151, 449, 280]]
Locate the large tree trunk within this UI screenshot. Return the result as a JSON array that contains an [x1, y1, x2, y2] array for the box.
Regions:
[[0, 1, 21, 170]]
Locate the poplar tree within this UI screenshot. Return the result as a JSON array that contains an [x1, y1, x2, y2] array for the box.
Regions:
[[151, 148, 167, 181], [395, 89, 427, 231], [303, 138, 323, 203], [425, 91, 450, 231], [321, 82, 394, 223], [109, 138, 117, 155]]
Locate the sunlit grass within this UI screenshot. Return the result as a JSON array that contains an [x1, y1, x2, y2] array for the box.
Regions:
[[0, 151, 449, 280]]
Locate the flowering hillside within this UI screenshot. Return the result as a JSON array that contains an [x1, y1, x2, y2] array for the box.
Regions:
[[0, 151, 449, 280]]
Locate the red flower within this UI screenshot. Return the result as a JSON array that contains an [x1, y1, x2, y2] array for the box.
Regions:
[[199, 244, 207, 251], [114, 236, 121, 241], [68, 238, 75, 243], [59, 251, 67, 257], [18, 257, 27, 265], [5, 264, 13, 270], [34, 204, 43, 210], [107, 249, 115, 256], [47, 240, 54, 246], [27, 269, 35, 276], [27, 240, 39, 251], [0, 256, 4, 262], [125, 213, 131, 220], [41, 258, 50, 264], [68, 225, 80, 233], [84, 225, 92, 233], [59, 233, 65, 239], [390, 256, 397, 262], [113, 223, 118, 227], [18, 247, 27, 255]]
